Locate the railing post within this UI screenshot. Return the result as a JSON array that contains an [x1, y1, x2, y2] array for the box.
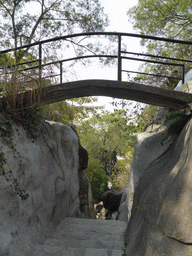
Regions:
[[118, 34, 122, 81], [182, 64, 185, 84], [60, 61, 63, 84], [39, 43, 42, 86]]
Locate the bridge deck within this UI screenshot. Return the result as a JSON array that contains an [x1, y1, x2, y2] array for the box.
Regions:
[[30, 80, 192, 108], [1, 80, 192, 110]]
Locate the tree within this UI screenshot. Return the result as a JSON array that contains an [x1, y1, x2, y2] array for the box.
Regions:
[[77, 109, 138, 176], [128, 0, 192, 87], [42, 97, 103, 125], [84, 159, 108, 203], [0, 0, 108, 62], [0, 0, 109, 118], [128, 0, 192, 39], [111, 158, 130, 192]]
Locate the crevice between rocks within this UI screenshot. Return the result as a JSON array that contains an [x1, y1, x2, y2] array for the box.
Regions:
[[166, 235, 192, 246]]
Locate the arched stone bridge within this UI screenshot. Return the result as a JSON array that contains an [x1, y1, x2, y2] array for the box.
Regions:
[[1, 32, 192, 109]]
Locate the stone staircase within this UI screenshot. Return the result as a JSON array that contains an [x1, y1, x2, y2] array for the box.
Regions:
[[40, 218, 127, 256]]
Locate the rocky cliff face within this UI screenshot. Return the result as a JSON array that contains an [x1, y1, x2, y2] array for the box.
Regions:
[[122, 117, 192, 255], [118, 76, 192, 255], [118, 114, 176, 223], [0, 120, 91, 255]]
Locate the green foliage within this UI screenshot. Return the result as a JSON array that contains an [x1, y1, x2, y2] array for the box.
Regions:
[[128, 0, 192, 38], [84, 159, 108, 203], [0, 112, 13, 137], [0, 52, 14, 67], [12, 177, 29, 200], [77, 109, 139, 193], [0, 93, 43, 138], [42, 97, 101, 125], [0, 136, 29, 200], [111, 158, 130, 192], [136, 105, 159, 132], [78, 109, 137, 161], [189, 249, 192, 255], [127, 0, 192, 87], [1, 167, 29, 200], [0, 0, 108, 62], [163, 109, 191, 135], [12, 107, 43, 138]]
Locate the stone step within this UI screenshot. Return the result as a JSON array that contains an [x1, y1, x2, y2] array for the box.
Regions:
[[54, 218, 126, 237], [42, 247, 125, 256], [40, 218, 127, 256]]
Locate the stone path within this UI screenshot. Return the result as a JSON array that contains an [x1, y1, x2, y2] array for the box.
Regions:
[[40, 218, 127, 256]]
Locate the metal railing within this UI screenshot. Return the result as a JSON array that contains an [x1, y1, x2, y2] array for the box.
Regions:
[[1, 32, 192, 87]]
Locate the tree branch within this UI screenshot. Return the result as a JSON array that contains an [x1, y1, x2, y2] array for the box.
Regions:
[[0, 1, 11, 16]]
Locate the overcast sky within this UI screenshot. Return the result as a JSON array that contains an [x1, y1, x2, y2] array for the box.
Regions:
[[101, 0, 138, 33], [77, 0, 142, 110], [75, 0, 142, 80]]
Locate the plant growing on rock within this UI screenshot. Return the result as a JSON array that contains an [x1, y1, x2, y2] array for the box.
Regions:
[[0, 151, 29, 200], [163, 108, 192, 135]]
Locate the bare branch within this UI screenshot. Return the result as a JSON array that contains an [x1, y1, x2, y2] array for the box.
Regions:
[[65, 38, 97, 55]]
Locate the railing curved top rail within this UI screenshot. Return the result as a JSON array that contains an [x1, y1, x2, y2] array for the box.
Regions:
[[1, 31, 192, 54], [1, 31, 192, 86]]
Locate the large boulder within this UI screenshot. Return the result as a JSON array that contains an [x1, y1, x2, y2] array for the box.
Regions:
[[118, 72, 192, 256], [124, 117, 192, 255], [0, 121, 82, 255], [103, 190, 122, 212], [78, 144, 95, 219], [118, 111, 176, 222]]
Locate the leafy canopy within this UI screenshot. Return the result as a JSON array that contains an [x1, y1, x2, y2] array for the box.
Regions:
[[0, 0, 108, 48], [84, 159, 108, 203], [0, 0, 109, 63], [77, 109, 137, 162], [42, 97, 102, 125], [128, 0, 192, 38], [128, 0, 192, 87]]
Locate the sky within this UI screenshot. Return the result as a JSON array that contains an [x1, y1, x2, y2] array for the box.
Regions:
[[76, 0, 142, 110], [101, 0, 138, 33], [77, 0, 141, 81], [26, 0, 142, 111]]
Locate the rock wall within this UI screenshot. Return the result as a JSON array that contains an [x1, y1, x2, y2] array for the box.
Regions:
[[123, 117, 192, 255], [117, 71, 192, 255], [118, 112, 176, 222], [0, 120, 89, 255]]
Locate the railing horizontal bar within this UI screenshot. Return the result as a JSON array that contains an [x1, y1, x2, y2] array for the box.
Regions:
[[122, 56, 184, 67], [59, 54, 117, 63], [122, 70, 181, 80], [1, 32, 192, 55], [0, 59, 39, 70], [1, 65, 40, 73], [43, 74, 59, 79], [121, 51, 192, 63], [35, 55, 117, 68], [1, 54, 117, 74]]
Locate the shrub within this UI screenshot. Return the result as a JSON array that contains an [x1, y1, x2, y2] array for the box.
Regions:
[[111, 159, 130, 192], [84, 159, 108, 203], [163, 109, 192, 135]]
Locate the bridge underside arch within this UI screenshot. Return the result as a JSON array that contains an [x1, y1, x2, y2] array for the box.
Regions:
[[41, 80, 192, 109], [4, 80, 192, 109]]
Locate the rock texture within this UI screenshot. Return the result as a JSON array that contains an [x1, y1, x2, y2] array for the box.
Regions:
[[117, 71, 192, 255], [0, 121, 87, 255], [118, 116, 176, 222], [124, 117, 192, 255]]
